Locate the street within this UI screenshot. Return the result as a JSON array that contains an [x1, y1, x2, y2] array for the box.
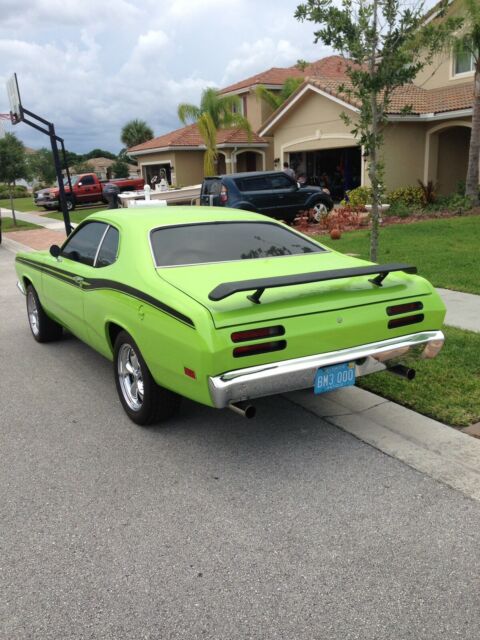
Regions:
[[1, 245, 480, 640]]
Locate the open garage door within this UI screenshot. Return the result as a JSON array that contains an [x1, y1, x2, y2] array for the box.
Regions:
[[290, 146, 361, 201]]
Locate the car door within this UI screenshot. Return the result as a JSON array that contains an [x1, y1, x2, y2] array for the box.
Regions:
[[266, 173, 301, 217], [41, 221, 109, 341], [236, 176, 272, 212], [76, 174, 100, 203]]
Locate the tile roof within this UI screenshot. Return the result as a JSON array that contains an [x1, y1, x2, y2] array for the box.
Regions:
[[219, 55, 351, 94], [260, 75, 474, 133], [128, 123, 267, 153]]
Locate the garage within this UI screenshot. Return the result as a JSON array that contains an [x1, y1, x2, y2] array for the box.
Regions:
[[289, 146, 361, 200]]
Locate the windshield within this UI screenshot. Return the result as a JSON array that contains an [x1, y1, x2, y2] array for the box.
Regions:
[[150, 221, 325, 267]]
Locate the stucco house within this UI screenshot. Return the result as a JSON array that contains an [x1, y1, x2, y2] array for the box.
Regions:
[[130, 0, 476, 196]]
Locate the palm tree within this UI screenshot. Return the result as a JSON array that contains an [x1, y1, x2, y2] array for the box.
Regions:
[[455, 0, 480, 205], [121, 119, 154, 149], [254, 77, 305, 111], [178, 87, 252, 176]]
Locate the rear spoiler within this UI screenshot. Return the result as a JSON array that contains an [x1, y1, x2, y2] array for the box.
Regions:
[[208, 263, 417, 304]]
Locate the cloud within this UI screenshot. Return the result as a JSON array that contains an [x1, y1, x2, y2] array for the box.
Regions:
[[222, 38, 303, 84]]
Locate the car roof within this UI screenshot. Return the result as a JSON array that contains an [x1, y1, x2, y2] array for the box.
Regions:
[[88, 206, 271, 231], [204, 171, 280, 180]]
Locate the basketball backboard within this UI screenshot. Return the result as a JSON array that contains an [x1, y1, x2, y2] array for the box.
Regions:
[[6, 73, 22, 124]]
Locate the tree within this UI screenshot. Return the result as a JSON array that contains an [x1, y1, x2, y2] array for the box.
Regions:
[[84, 148, 116, 160], [453, 0, 480, 205], [28, 148, 56, 185], [84, 148, 117, 160], [121, 119, 154, 149], [0, 133, 29, 225], [295, 0, 460, 260], [178, 87, 252, 176], [255, 77, 305, 111], [111, 159, 129, 179]]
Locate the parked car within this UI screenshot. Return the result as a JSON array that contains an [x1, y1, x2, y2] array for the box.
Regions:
[[15, 207, 445, 425], [33, 187, 57, 210], [200, 171, 333, 223], [35, 173, 144, 211]]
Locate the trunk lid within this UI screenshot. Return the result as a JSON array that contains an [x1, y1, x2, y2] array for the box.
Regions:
[[157, 252, 432, 329]]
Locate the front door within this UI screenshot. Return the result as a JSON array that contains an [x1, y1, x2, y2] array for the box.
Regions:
[[41, 221, 108, 341]]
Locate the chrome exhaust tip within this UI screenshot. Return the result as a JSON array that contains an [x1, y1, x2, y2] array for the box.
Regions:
[[387, 364, 416, 381], [228, 402, 256, 419]]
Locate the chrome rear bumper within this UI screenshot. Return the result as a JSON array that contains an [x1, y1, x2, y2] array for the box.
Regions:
[[208, 330, 444, 408]]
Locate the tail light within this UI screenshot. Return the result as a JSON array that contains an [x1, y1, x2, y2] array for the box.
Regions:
[[231, 325, 284, 343], [233, 341, 286, 358], [388, 314, 424, 329], [387, 301, 423, 316], [220, 185, 228, 204]]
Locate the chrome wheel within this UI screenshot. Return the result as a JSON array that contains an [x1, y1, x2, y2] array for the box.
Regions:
[[312, 202, 328, 222], [118, 343, 144, 411], [27, 288, 40, 337]]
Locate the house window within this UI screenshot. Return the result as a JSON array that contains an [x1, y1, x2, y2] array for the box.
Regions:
[[454, 44, 475, 75]]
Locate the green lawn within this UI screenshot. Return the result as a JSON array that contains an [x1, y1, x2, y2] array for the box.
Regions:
[[45, 204, 109, 225], [357, 326, 480, 427], [317, 215, 480, 294], [0, 197, 44, 213], [1, 218, 40, 232]]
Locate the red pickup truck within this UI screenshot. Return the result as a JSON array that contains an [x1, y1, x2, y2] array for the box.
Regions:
[[35, 173, 145, 211]]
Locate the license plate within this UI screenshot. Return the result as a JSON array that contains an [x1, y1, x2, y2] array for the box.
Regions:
[[314, 362, 356, 394]]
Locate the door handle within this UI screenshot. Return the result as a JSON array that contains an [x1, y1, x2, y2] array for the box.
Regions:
[[73, 276, 84, 286]]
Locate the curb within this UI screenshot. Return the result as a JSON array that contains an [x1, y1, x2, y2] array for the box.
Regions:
[[287, 386, 480, 503], [0, 236, 34, 254]]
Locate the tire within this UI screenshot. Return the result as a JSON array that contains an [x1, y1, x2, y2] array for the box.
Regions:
[[114, 331, 180, 426], [26, 284, 63, 343], [66, 198, 75, 212], [311, 199, 330, 223]]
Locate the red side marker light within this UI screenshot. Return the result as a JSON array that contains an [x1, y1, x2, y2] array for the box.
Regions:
[[184, 367, 196, 379]]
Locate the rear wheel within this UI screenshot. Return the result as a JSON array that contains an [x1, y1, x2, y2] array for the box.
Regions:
[[26, 284, 63, 343], [114, 331, 181, 426]]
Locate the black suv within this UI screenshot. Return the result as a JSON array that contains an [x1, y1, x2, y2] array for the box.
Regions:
[[200, 171, 333, 224]]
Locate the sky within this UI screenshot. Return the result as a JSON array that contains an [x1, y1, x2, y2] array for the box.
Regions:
[[0, 0, 439, 154]]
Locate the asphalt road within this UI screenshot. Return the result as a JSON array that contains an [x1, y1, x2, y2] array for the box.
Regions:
[[1, 245, 480, 640]]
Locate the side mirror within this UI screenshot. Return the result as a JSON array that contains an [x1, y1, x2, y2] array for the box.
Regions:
[[49, 244, 61, 258]]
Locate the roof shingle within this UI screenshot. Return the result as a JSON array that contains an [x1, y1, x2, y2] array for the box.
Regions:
[[128, 123, 267, 153]]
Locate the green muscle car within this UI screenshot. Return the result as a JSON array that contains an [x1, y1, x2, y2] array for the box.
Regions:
[[15, 207, 446, 425]]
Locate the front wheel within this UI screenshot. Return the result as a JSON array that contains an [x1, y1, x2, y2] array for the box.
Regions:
[[311, 200, 329, 223], [26, 284, 63, 343], [114, 331, 181, 426]]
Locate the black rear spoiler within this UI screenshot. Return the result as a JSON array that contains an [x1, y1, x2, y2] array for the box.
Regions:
[[208, 263, 417, 304]]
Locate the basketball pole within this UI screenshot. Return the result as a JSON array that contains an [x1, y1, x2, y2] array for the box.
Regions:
[[6, 74, 72, 236]]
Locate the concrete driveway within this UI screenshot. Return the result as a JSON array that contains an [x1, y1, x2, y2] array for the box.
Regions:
[[1, 246, 480, 640]]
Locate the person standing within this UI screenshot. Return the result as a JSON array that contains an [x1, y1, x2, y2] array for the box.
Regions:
[[283, 162, 295, 179]]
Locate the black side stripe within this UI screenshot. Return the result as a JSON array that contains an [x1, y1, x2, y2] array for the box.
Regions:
[[16, 256, 195, 328]]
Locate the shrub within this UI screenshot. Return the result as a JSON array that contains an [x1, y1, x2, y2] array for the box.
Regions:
[[0, 184, 29, 199], [342, 186, 372, 206], [387, 185, 423, 209], [435, 193, 473, 214], [387, 200, 412, 218]]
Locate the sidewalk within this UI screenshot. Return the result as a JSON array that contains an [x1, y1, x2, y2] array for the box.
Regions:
[[0, 206, 67, 230]]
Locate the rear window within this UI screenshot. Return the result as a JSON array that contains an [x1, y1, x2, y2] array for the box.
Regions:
[[150, 221, 325, 267], [203, 179, 221, 195]]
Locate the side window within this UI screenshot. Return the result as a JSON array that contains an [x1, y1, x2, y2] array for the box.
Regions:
[[269, 174, 295, 189], [95, 226, 119, 268], [236, 177, 270, 192], [80, 175, 95, 186], [61, 222, 107, 266]]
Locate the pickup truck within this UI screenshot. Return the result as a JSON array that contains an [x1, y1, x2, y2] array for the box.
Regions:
[[200, 171, 333, 224], [35, 173, 144, 211]]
